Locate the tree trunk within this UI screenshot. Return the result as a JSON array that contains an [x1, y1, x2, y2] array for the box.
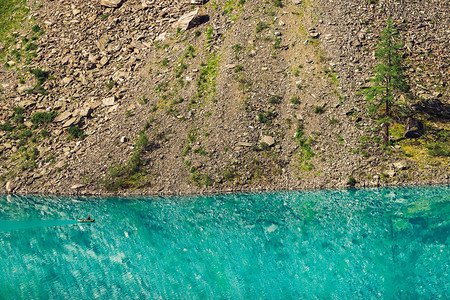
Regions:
[[383, 122, 389, 145], [384, 76, 391, 146]]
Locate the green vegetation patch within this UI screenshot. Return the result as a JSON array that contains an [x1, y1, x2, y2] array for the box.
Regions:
[[0, 0, 29, 58], [31, 111, 57, 126], [196, 53, 220, 104], [104, 131, 151, 191], [295, 122, 315, 171]]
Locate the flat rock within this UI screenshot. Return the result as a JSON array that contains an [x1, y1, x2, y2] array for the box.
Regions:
[[100, 0, 121, 8], [102, 96, 116, 106], [71, 184, 85, 189], [238, 142, 253, 147], [261, 135, 275, 147], [99, 56, 109, 67], [62, 117, 78, 128], [54, 111, 72, 122], [18, 100, 36, 108]]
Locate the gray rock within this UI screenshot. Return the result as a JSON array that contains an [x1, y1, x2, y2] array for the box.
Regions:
[[291, 0, 302, 4]]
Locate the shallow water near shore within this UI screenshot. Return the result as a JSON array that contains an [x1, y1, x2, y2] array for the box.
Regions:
[[0, 186, 449, 299]]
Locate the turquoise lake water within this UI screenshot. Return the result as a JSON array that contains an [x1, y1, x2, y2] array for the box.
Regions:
[[0, 186, 449, 299]]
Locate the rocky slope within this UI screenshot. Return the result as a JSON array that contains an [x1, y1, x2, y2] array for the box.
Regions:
[[0, 0, 448, 195]]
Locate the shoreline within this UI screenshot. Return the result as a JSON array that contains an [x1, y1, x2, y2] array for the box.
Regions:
[[3, 179, 449, 198]]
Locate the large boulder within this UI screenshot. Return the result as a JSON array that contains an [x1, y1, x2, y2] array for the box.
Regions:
[[404, 117, 424, 138], [173, 9, 201, 30]]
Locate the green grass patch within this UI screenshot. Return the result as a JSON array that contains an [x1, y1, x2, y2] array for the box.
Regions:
[[0, 0, 29, 58], [295, 122, 315, 171], [104, 131, 151, 191], [196, 53, 220, 104]]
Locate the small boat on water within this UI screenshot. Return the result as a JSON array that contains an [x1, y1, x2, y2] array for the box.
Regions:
[[77, 218, 95, 223], [78, 215, 95, 223]]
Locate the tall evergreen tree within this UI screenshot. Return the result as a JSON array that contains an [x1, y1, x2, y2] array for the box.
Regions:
[[364, 17, 409, 145]]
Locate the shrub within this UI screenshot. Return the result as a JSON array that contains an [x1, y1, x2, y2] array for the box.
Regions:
[[31, 111, 57, 125], [234, 65, 243, 73], [30, 68, 49, 85], [257, 110, 275, 124], [347, 175, 357, 187], [268, 95, 282, 104], [185, 44, 195, 58], [103, 131, 150, 191], [106, 80, 115, 89], [0, 122, 14, 131], [260, 142, 270, 150], [273, 38, 281, 49], [290, 97, 300, 105], [12, 107, 25, 124], [25, 43, 38, 51], [314, 105, 326, 114], [40, 129, 50, 138], [19, 129, 32, 139], [232, 43, 243, 59], [68, 126, 85, 139], [273, 0, 282, 7], [27, 68, 50, 95], [31, 25, 40, 33], [256, 22, 269, 33]]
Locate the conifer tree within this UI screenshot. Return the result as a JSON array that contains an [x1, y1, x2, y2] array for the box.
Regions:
[[364, 17, 409, 145]]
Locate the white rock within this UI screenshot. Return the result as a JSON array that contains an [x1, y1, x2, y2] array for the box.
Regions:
[[102, 96, 116, 106], [5, 181, 15, 194]]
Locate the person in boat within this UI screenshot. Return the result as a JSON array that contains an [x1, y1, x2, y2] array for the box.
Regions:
[[86, 215, 91, 220]]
